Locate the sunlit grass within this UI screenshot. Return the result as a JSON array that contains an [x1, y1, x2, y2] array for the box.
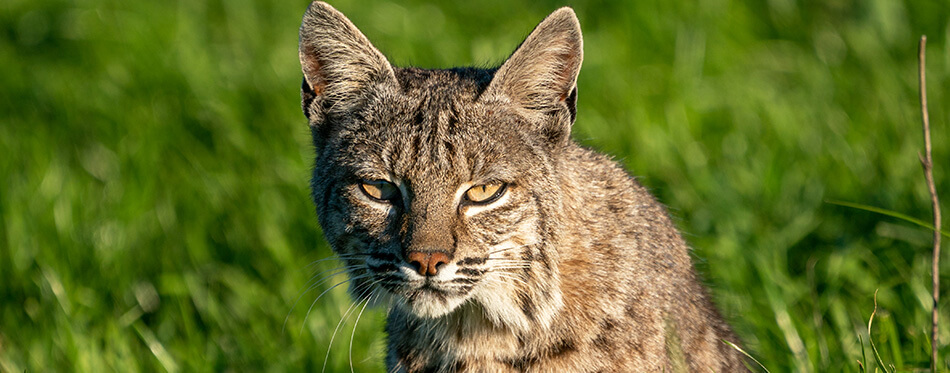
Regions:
[[1, 0, 947, 371]]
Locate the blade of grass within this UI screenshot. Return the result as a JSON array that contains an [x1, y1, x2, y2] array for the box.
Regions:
[[825, 200, 949, 238], [881, 310, 904, 369], [917, 35, 942, 373], [722, 340, 770, 373], [133, 321, 180, 373], [858, 334, 868, 373], [867, 290, 891, 373]]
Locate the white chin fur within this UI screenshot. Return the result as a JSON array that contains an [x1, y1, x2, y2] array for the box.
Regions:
[[402, 291, 468, 318]]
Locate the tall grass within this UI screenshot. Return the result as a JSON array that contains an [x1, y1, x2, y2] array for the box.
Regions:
[[1, 0, 947, 371]]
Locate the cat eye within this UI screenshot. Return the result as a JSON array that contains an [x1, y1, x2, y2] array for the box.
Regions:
[[464, 183, 507, 204], [359, 180, 400, 202]]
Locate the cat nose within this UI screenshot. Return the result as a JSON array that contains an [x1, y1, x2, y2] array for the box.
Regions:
[[406, 251, 451, 276]]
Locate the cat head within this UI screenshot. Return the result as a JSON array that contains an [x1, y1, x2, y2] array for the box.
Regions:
[[299, 1, 582, 329]]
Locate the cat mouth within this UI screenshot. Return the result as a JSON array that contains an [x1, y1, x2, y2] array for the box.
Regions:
[[365, 258, 483, 317], [408, 283, 449, 301], [392, 278, 475, 318]]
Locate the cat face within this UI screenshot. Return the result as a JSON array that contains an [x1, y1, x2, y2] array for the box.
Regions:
[[300, 2, 582, 324], [313, 76, 548, 318]]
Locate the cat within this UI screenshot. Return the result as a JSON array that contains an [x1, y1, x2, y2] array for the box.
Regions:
[[298, 1, 748, 371]]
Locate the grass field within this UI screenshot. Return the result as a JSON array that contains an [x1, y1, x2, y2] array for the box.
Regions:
[[1, 0, 948, 371]]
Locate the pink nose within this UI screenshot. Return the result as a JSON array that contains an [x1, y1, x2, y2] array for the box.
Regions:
[[406, 251, 451, 276]]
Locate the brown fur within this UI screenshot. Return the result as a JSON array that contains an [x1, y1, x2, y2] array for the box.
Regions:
[[298, 2, 747, 371]]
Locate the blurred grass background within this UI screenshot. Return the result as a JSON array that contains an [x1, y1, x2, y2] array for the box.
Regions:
[[1, 0, 948, 371]]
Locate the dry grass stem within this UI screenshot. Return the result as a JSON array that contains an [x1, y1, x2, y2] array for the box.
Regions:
[[918, 35, 942, 373]]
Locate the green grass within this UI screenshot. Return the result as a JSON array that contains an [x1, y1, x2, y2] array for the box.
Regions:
[[1, 0, 947, 371]]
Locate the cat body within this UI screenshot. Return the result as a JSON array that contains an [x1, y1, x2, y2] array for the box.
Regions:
[[298, 2, 746, 371]]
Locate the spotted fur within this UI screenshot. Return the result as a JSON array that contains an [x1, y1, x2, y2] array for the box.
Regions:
[[298, 2, 747, 371]]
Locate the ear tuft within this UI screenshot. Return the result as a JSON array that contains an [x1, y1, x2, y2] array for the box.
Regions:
[[482, 7, 583, 122], [298, 1, 396, 125]]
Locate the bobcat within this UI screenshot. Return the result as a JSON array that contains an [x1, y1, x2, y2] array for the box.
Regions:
[[298, 2, 747, 371]]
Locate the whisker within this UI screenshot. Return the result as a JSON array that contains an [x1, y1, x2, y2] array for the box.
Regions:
[[484, 257, 534, 261], [307, 252, 369, 265], [484, 245, 522, 256], [322, 301, 362, 373], [492, 264, 533, 268], [307, 254, 369, 271], [300, 274, 373, 335], [483, 260, 533, 266], [305, 266, 352, 289], [483, 241, 542, 259], [484, 258, 534, 264], [349, 290, 377, 373], [323, 281, 380, 373], [492, 272, 531, 279], [488, 267, 532, 272], [282, 266, 350, 335]]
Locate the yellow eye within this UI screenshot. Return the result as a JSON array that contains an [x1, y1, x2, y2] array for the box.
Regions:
[[360, 180, 399, 201], [465, 183, 506, 204]]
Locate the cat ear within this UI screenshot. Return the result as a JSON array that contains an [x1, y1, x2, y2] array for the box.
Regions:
[[481, 7, 583, 139], [298, 1, 396, 126]]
